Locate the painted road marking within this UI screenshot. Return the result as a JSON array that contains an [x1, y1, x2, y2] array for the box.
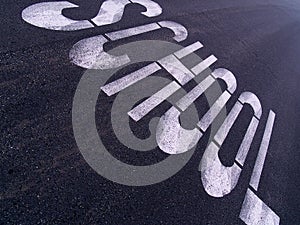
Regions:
[[197, 68, 237, 132], [155, 75, 216, 155], [91, 0, 131, 27], [158, 21, 188, 42], [128, 53, 217, 121], [200, 92, 262, 198], [22, 0, 162, 31], [210, 68, 237, 94], [239, 111, 279, 225], [70, 21, 188, 69], [250, 110, 276, 191], [102, 42, 206, 122], [158, 55, 196, 85], [174, 41, 203, 59], [129, 0, 162, 17], [214, 92, 262, 145], [128, 81, 181, 122], [191, 55, 218, 75], [235, 117, 260, 167], [156, 107, 203, 155], [101, 41, 204, 98], [156, 67, 237, 155], [106, 23, 161, 40], [21, 1, 281, 222], [22, 2, 94, 31], [197, 91, 231, 132], [69, 34, 131, 70], [101, 62, 161, 96], [176, 76, 215, 111], [92, 0, 162, 26], [104, 21, 188, 42], [240, 189, 280, 225]]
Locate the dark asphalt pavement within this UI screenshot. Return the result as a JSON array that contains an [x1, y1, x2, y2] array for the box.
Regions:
[[1, 0, 300, 224]]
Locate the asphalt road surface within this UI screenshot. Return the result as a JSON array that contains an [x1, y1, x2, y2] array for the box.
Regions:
[[1, 0, 300, 224]]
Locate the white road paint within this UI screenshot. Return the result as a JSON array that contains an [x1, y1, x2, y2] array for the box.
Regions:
[[92, 0, 129, 27], [101, 62, 161, 96], [69, 35, 130, 69], [235, 117, 260, 166], [211, 68, 237, 94], [191, 55, 218, 75], [215, 92, 262, 145], [128, 81, 181, 121], [174, 42, 203, 59], [176, 76, 215, 111], [214, 102, 244, 146], [22, 0, 162, 31], [157, 75, 214, 154], [70, 21, 188, 69], [130, 0, 162, 17], [22, 2, 94, 31], [127, 42, 210, 121], [196, 68, 237, 132], [156, 107, 203, 154], [238, 92, 262, 118], [158, 21, 188, 42], [22, 2, 280, 222], [200, 92, 262, 197], [92, 0, 162, 27], [239, 189, 280, 225], [250, 111, 276, 191], [152, 52, 219, 155], [200, 142, 241, 197], [197, 91, 231, 132], [158, 55, 195, 85], [106, 23, 161, 40]]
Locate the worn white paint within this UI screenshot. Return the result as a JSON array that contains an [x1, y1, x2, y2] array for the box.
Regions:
[[157, 76, 215, 154], [239, 189, 280, 225], [127, 42, 207, 121], [92, 0, 130, 26], [70, 20, 188, 69], [250, 111, 276, 191], [22, 0, 162, 31], [211, 68, 237, 94], [214, 92, 262, 146], [195, 68, 237, 132], [22, 2, 94, 31], [128, 55, 229, 155], [106, 23, 161, 40], [176, 75, 215, 111], [236, 117, 260, 166], [93, 0, 162, 25], [23, 3, 281, 222], [200, 142, 242, 197], [69, 35, 130, 69], [158, 55, 195, 85], [200, 92, 262, 197], [156, 107, 203, 154], [174, 42, 203, 59], [101, 62, 161, 96], [128, 42, 213, 121], [197, 91, 231, 132], [214, 101, 244, 146], [130, 0, 162, 17], [158, 21, 188, 42], [191, 55, 218, 75], [238, 92, 262, 118], [128, 81, 181, 121]]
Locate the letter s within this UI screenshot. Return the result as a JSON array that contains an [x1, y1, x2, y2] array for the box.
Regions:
[[22, 0, 162, 31]]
